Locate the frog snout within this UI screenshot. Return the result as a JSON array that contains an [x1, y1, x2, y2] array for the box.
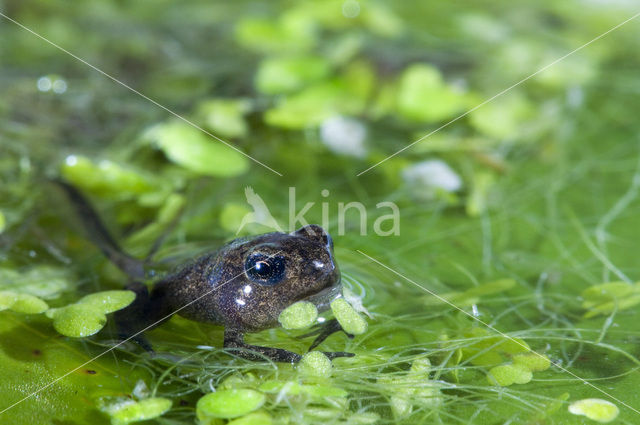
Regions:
[[311, 258, 340, 288]]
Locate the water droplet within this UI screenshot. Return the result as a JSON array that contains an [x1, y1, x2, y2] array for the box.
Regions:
[[37, 77, 52, 92], [52, 79, 67, 94]]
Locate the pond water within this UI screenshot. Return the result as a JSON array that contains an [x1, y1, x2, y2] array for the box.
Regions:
[[1, 1, 640, 424]]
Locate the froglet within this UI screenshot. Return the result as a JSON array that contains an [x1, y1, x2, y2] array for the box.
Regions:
[[57, 181, 353, 363]]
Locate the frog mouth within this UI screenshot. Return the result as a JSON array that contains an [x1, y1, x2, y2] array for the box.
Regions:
[[302, 280, 342, 312]]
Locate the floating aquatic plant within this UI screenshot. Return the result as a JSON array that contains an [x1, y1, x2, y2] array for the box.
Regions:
[[196, 389, 266, 420], [277, 300, 318, 330], [143, 120, 250, 177], [298, 351, 332, 378], [581, 281, 640, 318], [2, 1, 640, 424], [99, 397, 172, 425], [568, 398, 620, 423], [0, 291, 49, 314], [330, 297, 368, 335], [46, 290, 135, 337]]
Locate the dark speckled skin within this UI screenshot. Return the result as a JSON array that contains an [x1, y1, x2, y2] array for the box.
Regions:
[[56, 181, 353, 362], [153, 225, 341, 332], [145, 225, 352, 362]]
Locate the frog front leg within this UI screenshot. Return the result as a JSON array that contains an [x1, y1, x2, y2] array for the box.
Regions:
[[224, 329, 355, 363], [223, 328, 302, 363], [306, 318, 354, 352]]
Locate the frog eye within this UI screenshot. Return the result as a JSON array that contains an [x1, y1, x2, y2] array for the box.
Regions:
[[245, 253, 286, 285]]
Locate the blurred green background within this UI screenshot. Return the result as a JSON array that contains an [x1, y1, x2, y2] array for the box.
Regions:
[[2, 0, 640, 424]]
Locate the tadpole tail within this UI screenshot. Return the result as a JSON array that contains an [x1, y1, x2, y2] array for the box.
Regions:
[[52, 179, 145, 279]]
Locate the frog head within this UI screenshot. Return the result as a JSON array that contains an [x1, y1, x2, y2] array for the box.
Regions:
[[176, 225, 341, 332]]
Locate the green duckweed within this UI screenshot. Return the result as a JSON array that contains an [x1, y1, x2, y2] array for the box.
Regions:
[[255, 55, 331, 95], [196, 389, 266, 420], [48, 304, 107, 338], [330, 297, 368, 335], [397, 64, 470, 122], [0, 291, 49, 314], [488, 364, 533, 386], [568, 398, 620, 423], [102, 397, 172, 425], [60, 155, 157, 199], [143, 120, 249, 177], [197, 98, 252, 138], [46, 290, 135, 338], [581, 281, 640, 318], [512, 352, 551, 372], [278, 301, 318, 330], [298, 351, 332, 378], [227, 411, 273, 425]]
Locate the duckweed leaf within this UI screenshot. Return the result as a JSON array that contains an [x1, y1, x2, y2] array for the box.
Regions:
[[378, 361, 444, 418], [228, 411, 273, 425], [60, 155, 157, 199], [10, 293, 49, 314], [298, 351, 332, 378], [0, 291, 16, 310], [256, 56, 331, 95], [278, 301, 318, 330], [586, 294, 640, 318], [48, 290, 135, 338], [196, 389, 266, 420], [0, 266, 71, 299], [144, 121, 249, 177], [513, 353, 551, 372], [468, 93, 533, 139], [50, 304, 107, 338], [397, 64, 470, 122], [197, 99, 252, 138], [581, 281, 640, 318], [101, 397, 172, 425], [0, 291, 48, 314], [0, 311, 139, 424], [409, 357, 432, 374], [264, 80, 366, 129], [235, 16, 316, 54], [581, 282, 633, 307], [77, 290, 137, 314], [568, 398, 620, 423], [330, 297, 368, 335], [488, 364, 532, 386]]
